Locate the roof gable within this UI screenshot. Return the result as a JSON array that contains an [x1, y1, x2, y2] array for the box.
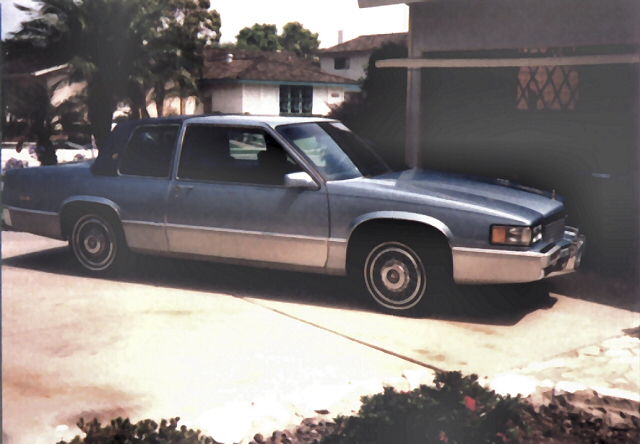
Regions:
[[202, 48, 357, 85], [318, 33, 407, 55]]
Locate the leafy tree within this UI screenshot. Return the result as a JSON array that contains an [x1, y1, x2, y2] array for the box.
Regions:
[[3, 76, 87, 165], [6, 0, 221, 150], [279, 21, 320, 60], [235, 22, 320, 59], [329, 42, 408, 170], [142, 0, 221, 117], [235, 23, 280, 52]]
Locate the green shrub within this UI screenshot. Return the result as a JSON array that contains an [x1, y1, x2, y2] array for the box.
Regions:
[[57, 417, 219, 444], [322, 371, 524, 444]]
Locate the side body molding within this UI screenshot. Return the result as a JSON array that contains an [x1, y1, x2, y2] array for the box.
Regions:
[[326, 211, 453, 275]]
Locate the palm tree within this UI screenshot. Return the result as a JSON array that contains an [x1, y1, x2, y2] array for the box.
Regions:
[[6, 0, 220, 150]]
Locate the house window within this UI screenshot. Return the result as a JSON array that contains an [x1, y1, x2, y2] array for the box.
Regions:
[[280, 85, 313, 114], [334, 57, 350, 70], [516, 48, 579, 111]]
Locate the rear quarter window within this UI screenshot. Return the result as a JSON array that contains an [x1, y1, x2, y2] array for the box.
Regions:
[[119, 125, 180, 178]]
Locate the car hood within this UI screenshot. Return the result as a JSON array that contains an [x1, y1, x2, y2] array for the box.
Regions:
[[336, 169, 564, 223]]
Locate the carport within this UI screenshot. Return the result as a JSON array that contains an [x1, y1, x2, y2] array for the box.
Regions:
[[359, 0, 640, 274]]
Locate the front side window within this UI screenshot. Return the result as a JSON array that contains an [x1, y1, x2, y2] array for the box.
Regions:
[[280, 85, 313, 114], [118, 125, 179, 178], [177, 125, 301, 185], [277, 122, 391, 180]]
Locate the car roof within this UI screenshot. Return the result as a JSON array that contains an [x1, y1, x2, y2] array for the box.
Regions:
[[182, 114, 337, 128]]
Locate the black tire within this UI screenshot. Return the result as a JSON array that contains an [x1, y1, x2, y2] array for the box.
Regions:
[[348, 225, 455, 316], [70, 212, 132, 276]]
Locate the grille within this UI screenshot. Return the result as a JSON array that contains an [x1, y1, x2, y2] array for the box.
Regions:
[[543, 215, 566, 243]]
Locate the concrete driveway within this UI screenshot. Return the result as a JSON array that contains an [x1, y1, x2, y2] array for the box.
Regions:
[[2, 232, 639, 444]]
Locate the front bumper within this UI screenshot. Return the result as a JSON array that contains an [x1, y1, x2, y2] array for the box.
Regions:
[[452, 227, 586, 284]]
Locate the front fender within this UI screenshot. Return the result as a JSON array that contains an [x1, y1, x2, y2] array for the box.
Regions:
[[348, 211, 453, 244]]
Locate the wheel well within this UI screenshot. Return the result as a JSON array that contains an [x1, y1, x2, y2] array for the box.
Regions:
[[346, 219, 451, 274], [60, 202, 121, 240]]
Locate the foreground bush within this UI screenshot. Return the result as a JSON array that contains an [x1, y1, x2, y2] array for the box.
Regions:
[[322, 371, 522, 444], [56, 371, 640, 444], [57, 417, 219, 444]]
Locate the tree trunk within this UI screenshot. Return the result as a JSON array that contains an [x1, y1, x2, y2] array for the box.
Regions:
[[87, 74, 117, 151], [155, 89, 166, 117], [34, 119, 57, 166]]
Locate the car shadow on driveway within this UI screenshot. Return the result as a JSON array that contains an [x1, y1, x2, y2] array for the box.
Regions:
[[3, 246, 556, 326]]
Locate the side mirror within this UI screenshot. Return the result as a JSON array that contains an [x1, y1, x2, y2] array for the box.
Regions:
[[284, 171, 320, 190]]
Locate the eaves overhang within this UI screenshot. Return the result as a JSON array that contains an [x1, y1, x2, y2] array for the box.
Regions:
[[200, 78, 361, 91], [376, 53, 640, 68], [359, 0, 425, 7]]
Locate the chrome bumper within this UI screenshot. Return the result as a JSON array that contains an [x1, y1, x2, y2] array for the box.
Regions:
[[452, 227, 586, 284]]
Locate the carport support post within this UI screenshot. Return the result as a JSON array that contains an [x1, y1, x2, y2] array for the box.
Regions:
[[405, 3, 422, 169], [631, 61, 640, 282]]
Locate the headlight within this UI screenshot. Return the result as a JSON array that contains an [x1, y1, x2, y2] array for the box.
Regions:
[[532, 224, 542, 243], [491, 224, 541, 246]]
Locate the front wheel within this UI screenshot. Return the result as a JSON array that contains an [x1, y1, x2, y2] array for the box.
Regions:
[[364, 241, 428, 312], [70, 213, 131, 275], [349, 228, 455, 316]]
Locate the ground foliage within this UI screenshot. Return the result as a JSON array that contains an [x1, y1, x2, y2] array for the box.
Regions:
[[57, 417, 221, 444], [322, 372, 523, 444], [53, 370, 640, 444], [515, 394, 640, 443]]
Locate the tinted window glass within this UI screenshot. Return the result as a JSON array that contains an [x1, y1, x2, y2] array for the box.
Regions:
[[229, 130, 266, 160], [178, 125, 302, 185], [277, 122, 391, 180], [119, 125, 179, 178]]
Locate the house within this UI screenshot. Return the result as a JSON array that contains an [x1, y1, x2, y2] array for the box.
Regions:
[[359, 0, 640, 273], [318, 32, 407, 81], [199, 48, 359, 116]]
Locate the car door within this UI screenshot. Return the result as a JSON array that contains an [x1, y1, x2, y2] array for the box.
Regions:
[[165, 123, 329, 268], [112, 123, 179, 252]]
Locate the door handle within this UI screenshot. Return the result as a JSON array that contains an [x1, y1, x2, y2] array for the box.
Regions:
[[174, 185, 194, 191]]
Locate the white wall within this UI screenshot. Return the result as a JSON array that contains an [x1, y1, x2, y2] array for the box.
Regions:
[[207, 83, 347, 116], [312, 85, 347, 115], [320, 53, 370, 81], [241, 84, 280, 115], [211, 85, 244, 114]]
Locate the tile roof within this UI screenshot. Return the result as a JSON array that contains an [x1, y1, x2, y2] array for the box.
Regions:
[[318, 33, 408, 55], [202, 48, 357, 85]]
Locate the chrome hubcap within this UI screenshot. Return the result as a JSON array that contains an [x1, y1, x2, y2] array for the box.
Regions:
[[364, 242, 427, 310], [83, 230, 105, 254], [72, 215, 116, 271], [380, 260, 410, 292]]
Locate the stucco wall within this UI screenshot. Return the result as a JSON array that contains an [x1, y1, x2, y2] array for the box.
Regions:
[[241, 84, 280, 115], [409, 0, 640, 53], [211, 85, 244, 114], [312, 85, 346, 115], [320, 54, 370, 81], [206, 83, 347, 116]]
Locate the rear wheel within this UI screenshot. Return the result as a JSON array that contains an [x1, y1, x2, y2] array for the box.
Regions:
[[348, 225, 454, 316], [70, 212, 131, 275]]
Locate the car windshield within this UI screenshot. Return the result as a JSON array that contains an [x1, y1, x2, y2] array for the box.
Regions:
[[276, 122, 391, 180]]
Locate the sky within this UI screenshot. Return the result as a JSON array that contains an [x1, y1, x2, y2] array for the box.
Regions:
[[1, 0, 409, 47]]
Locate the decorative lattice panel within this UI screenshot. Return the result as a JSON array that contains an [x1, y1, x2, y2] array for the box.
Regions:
[[517, 48, 579, 111]]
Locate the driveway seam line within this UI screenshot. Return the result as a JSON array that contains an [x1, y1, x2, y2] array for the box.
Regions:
[[240, 297, 445, 373]]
